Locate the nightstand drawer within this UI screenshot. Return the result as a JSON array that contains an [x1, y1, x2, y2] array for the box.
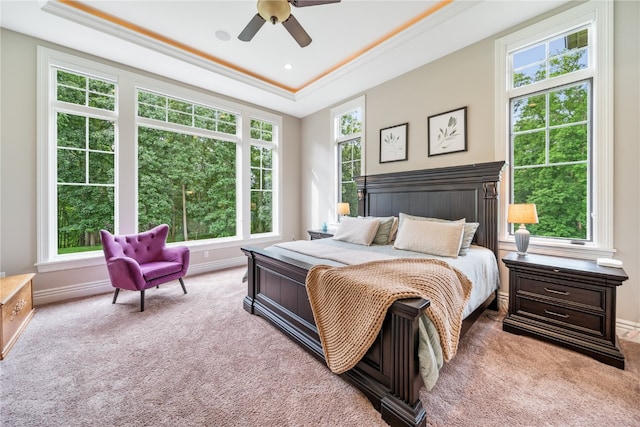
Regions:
[[518, 276, 604, 309], [516, 296, 604, 337]]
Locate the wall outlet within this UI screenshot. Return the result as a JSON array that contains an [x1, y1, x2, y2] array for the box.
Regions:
[[203, 251, 209, 258], [0, 272, 5, 278]]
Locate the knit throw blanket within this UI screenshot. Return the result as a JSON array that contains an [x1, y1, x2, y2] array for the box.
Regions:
[[306, 258, 472, 374]]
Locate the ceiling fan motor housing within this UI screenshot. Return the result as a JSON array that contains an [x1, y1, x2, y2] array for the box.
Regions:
[[257, 0, 291, 25]]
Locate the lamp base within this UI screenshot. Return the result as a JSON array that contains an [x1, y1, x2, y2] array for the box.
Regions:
[[514, 225, 530, 255]]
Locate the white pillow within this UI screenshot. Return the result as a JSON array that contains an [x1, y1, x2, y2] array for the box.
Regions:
[[332, 217, 380, 246], [370, 216, 395, 245], [398, 213, 478, 256], [393, 217, 464, 258]]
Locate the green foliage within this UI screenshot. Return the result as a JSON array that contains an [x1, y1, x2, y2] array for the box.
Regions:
[[339, 139, 361, 216], [512, 50, 590, 240], [138, 127, 237, 241]]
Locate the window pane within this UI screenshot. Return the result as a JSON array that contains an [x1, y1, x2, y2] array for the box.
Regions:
[[511, 80, 591, 241], [58, 185, 114, 254], [137, 90, 238, 135], [250, 167, 260, 190], [250, 145, 273, 234], [513, 164, 587, 240], [513, 44, 545, 69], [251, 119, 274, 143], [548, 84, 588, 126], [513, 132, 546, 167], [89, 152, 114, 184], [512, 94, 546, 132], [251, 191, 272, 233], [138, 127, 236, 241], [549, 124, 588, 163], [511, 28, 588, 89], [339, 109, 361, 137], [57, 113, 86, 149], [57, 149, 85, 183], [88, 118, 115, 152], [56, 69, 115, 111], [550, 29, 588, 56], [338, 138, 360, 216]]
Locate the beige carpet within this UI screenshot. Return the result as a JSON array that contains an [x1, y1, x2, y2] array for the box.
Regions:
[[1, 267, 638, 427]]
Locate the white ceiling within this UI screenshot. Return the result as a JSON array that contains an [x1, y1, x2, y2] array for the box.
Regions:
[[1, 0, 569, 118]]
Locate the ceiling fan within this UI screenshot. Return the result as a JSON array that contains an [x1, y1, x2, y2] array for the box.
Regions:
[[238, 0, 341, 48]]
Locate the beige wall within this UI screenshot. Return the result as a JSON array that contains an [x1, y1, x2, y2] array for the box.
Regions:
[[0, 29, 301, 300], [300, 1, 640, 324]]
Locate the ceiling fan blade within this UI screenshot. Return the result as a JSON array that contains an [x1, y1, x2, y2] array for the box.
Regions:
[[289, 0, 341, 7], [282, 14, 312, 47], [238, 13, 266, 42]]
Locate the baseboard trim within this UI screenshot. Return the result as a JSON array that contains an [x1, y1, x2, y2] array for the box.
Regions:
[[33, 256, 246, 306]]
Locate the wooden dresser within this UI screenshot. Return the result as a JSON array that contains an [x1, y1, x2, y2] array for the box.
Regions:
[[1, 273, 36, 359], [502, 253, 627, 369]]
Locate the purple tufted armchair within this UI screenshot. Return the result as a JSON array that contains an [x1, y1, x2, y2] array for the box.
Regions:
[[99, 224, 189, 312]]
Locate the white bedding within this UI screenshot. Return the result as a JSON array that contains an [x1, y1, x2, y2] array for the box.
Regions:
[[273, 238, 500, 318], [270, 238, 500, 390]]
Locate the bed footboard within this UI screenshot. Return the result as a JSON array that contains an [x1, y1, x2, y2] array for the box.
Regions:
[[242, 246, 429, 427]]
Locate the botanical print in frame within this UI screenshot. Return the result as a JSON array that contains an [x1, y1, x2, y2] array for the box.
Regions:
[[427, 107, 467, 156], [379, 123, 408, 163]]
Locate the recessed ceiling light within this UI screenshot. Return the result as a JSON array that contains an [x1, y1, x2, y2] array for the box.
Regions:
[[284, 63, 293, 70], [215, 30, 231, 42]]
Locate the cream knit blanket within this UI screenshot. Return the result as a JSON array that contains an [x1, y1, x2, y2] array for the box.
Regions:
[[306, 258, 472, 374]]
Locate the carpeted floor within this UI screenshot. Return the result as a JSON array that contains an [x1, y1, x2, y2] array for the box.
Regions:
[[1, 267, 638, 426]]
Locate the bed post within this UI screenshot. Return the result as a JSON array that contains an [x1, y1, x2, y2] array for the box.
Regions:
[[242, 248, 257, 314], [380, 299, 429, 427]]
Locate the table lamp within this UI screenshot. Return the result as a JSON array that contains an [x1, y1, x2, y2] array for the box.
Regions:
[[507, 203, 538, 255], [337, 202, 350, 222]]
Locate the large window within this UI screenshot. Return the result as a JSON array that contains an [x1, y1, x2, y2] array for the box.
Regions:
[[54, 69, 117, 255], [495, 1, 613, 257], [250, 119, 275, 234], [38, 48, 281, 269], [333, 97, 364, 219], [136, 90, 239, 242]]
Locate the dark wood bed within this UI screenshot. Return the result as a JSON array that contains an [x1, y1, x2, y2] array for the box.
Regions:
[[242, 161, 505, 427]]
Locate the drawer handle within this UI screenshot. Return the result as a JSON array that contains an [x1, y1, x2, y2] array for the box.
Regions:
[[544, 287, 569, 296], [545, 309, 569, 319]]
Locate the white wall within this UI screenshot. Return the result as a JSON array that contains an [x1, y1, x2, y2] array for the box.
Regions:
[[300, 1, 640, 326], [0, 29, 301, 302]]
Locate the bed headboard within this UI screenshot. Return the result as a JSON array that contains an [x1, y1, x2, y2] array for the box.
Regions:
[[355, 161, 506, 259]]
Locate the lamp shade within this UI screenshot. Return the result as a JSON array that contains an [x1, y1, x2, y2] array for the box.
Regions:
[[337, 202, 350, 216], [507, 204, 538, 225]]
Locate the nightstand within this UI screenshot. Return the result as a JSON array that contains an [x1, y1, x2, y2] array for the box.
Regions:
[[502, 252, 628, 369], [307, 229, 334, 240]]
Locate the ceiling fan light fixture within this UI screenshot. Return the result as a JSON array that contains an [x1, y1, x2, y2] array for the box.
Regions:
[[257, 0, 291, 25]]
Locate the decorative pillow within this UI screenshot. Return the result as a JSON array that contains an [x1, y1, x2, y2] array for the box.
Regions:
[[458, 222, 480, 256], [370, 216, 395, 245], [398, 213, 478, 256], [388, 216, 399, 243], [394, 216, 464, 258], [332, 217, 380, 246]]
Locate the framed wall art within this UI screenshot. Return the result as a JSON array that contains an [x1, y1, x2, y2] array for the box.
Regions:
[[427, 107, 467, 157], [379, 122, 408, 163]]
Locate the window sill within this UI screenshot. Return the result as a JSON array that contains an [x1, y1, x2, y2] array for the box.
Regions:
[[36, 234, 284, 273], [499, 239, 615, 260]]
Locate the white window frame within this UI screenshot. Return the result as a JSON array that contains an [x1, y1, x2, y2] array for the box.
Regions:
[[37, 47, 282, 272], [331, 95, 365, 221], [247, 115, 281, 238], [494, 1, 614, 259]]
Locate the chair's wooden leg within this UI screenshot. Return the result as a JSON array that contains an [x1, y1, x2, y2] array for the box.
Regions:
[[140, 290, 145, 312], [112, 288, 120, 304], [179, 278, 187, 294]]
